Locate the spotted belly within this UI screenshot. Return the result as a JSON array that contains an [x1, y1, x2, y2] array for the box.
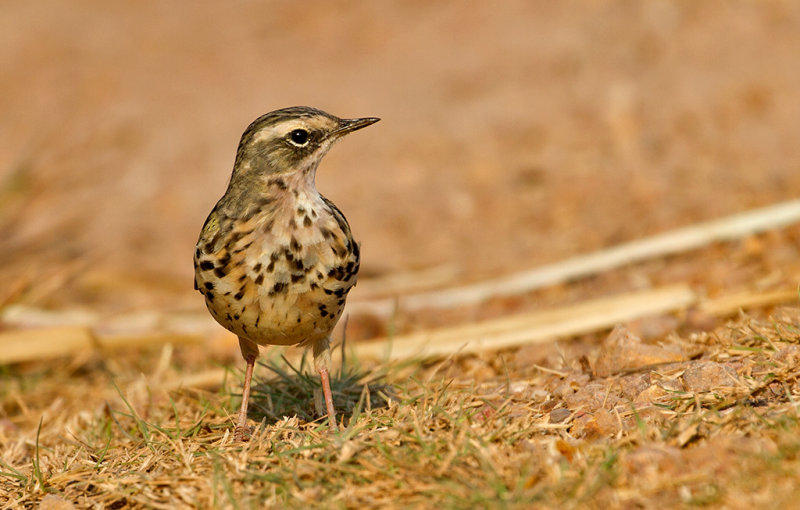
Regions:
[[203, 276, 353, 346], [195, 228, 359, 346]]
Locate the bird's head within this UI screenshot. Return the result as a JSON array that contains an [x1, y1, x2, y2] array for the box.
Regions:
[[232, 106, 379, 182]]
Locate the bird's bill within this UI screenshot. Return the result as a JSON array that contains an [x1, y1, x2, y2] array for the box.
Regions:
[[331, 117, 380, 138]]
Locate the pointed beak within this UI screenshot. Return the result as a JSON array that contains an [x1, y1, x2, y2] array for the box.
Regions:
[[331, 116, 380, 138]]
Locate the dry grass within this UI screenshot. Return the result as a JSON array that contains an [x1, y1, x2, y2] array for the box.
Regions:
[[3, 306, 800, 508]]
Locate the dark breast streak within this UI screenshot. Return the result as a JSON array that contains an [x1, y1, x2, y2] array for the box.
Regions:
[[193, 192, 359, 346]]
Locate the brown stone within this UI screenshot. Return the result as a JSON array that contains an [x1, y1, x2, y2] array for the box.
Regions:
[[549, 407, 571, 423], [594, 324, 686, 377], [681, 361, 738, 392], [571, 408, 619, 438]]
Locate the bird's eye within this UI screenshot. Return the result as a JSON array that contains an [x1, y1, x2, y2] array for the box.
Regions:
[[289, 129, 309, 146]]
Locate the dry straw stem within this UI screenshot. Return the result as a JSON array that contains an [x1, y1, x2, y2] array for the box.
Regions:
[[0, 327, 202, 365], [355, 284, 797, 364], [349, 199, 800, 316], [358, 284, 696, 361], [698, 288, 799, 316], [0, 326, 93, 365]]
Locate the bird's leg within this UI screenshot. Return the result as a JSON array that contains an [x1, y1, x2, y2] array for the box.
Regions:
[[235, 337, 259, 441], [313, 337, 338, 431]]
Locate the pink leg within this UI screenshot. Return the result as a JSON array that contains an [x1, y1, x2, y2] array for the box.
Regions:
[[318, 366, 338, 431], [235, 337, 259, 441]]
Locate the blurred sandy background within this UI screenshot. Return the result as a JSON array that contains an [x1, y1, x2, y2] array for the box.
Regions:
[[1, 0, 799, 319]]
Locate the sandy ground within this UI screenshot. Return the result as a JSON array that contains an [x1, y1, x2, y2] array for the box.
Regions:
[[2, 2, 800, 508]]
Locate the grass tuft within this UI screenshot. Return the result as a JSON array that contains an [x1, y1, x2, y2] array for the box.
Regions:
[[248, 352, 394, 426]]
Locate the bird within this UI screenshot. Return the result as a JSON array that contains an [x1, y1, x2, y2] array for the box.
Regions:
[[193, 106, 379, 438]]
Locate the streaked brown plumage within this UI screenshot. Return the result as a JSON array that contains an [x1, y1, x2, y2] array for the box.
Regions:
[[193, 106, 379, 437]]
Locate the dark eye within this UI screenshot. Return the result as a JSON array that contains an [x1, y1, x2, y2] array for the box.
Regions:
[[289, 129, 309, 145]]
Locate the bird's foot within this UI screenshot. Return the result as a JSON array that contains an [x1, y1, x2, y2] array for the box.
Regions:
[[327, 416, 339, 432], [233, 424, 253, 442]]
